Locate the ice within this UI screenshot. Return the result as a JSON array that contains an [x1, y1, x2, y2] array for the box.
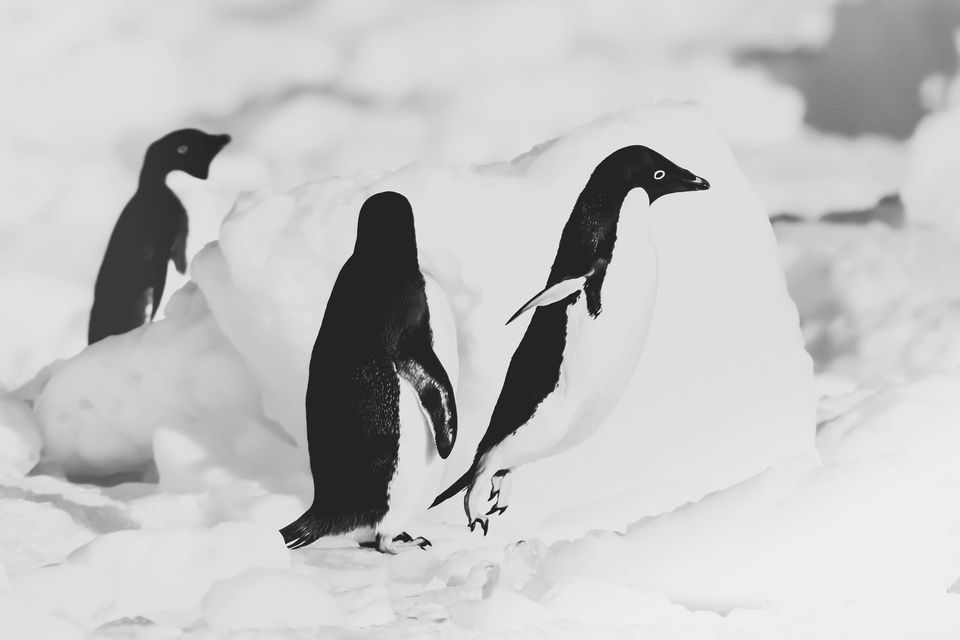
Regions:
[[33, 284, 266, 479], [776, 220, 960, 384], [0, 592, 86, 640], [532, 374, 960, 611], [3, 1, 959, 637], [20, 522, 290, 628], [202, 567, 346, 631], [0, 397, 42, 477], [903, 107, 960, 232]]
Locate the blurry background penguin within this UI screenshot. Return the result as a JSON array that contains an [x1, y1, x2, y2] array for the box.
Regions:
[[433, 145, 710, 534], [281, 191, 459, 554], [87, 128, 231, 345]]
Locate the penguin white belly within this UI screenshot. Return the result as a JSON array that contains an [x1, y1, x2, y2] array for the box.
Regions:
[[379, 380, 444, 535], [378, 274, 459, 536], [490, 207, 659, 468]]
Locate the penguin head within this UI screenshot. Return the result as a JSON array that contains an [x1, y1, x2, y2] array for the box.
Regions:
[[144, 129, 231, 180], [354, 191, 419, 265], [598, 145, 710, 204]]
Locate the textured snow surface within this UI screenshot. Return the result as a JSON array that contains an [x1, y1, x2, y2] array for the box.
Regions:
[[4, 1, 960, 638]]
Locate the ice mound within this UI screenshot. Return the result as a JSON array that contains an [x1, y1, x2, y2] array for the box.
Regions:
[[33, 284, 265, 478], [0, 397, 42, 477], [533, 374, 960, 609], [191, 102, 814, 537], [903, 107, 960, 232]]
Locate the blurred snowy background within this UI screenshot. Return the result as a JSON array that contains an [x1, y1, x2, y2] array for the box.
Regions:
[[4, 0, 960, 638]]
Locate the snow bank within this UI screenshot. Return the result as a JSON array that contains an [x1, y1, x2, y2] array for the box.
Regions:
[[533, 374, 960, 609], [191, 103, 814, 538], [20, 521, 289, 627], [33, 283, 265, 478]]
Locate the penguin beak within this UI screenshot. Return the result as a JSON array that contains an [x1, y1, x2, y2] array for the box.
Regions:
[[686, 174, 710, 190], [216, 134, 231, 150]]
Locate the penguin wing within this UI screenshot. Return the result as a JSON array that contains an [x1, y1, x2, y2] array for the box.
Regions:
[[148, 251, 168, 320], [397, 346, 457, 459], [506, 270, 592, 325], [171, 215, 188, 274]]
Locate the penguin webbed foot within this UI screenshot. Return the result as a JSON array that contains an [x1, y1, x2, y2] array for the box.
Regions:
[[485, 469, 512, 517], [363, 532, 432, 554], [469, 517, 489, 536]]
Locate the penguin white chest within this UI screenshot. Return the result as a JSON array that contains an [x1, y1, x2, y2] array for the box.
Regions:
[[545, 206, 659, 452]]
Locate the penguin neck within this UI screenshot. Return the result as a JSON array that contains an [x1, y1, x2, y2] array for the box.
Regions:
[[138, 163, 174, 193], [550, 180, 640, 280]]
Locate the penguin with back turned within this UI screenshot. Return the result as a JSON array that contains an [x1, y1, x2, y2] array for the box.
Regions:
[[431, 145, 710, 534], [88, 128, 231, 344], [281, 191, 458, 554]]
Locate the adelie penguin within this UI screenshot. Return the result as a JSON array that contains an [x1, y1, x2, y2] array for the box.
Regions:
[[431, 145, 710, 534], [87, 128, 231, 345], [281, 191, 459, 554]]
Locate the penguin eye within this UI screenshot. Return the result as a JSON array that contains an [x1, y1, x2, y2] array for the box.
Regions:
[[653, 169, 666, 180], [176, 145, 189, 155]]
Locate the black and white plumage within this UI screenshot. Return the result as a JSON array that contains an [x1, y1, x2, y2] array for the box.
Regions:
[[88, 128, 231, 345], [431, 145, 710, 533], [281, 191, 458, 554]]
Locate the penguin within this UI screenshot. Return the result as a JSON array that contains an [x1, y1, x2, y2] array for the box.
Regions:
[[431, 145, 711, 534], [280, 191, 458, 554], [88, 128, 231, 345]]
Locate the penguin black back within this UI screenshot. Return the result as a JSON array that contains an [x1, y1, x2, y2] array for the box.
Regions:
[[281, 191, 457, 550], [88, 128, 231, 344]]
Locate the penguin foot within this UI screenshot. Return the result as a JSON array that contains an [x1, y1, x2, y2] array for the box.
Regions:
[[362, 532, 432, 554], [469, 517, 489, 536], [486, 470, 512, 516]]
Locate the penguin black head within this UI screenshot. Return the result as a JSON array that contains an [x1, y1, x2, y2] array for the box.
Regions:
[[595, 145, 710, 204], [354, 191, 419, 264], [143, 128, 231, 180]]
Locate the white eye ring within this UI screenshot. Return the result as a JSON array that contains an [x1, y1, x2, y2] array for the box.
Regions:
[[176, 145, 188, 155], [653, 169, 666, 180]]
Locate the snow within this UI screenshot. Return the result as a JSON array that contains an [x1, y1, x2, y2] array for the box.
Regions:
[[0, 397, 42, 477], [903, 107, 960, 232], [3, 1, 960, 638], [202, 568, 346, 631]]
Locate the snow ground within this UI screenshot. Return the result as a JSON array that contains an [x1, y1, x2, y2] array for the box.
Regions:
[[3, 1, 960, 638]]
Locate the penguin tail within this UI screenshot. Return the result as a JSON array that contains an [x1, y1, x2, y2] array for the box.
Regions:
[[280, 506, 328, 550], [430, 464, 475, 509]]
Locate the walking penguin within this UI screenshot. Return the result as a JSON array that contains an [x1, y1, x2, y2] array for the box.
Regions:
[[431, 145, 711, 534], [88, 128, 231, 344], [281, 191, 459, 554]]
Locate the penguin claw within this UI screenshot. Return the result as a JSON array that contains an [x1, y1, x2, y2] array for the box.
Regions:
[[486, 504, 508, 517], [469, 518, 489, 536], [415, 536, 432, 550]]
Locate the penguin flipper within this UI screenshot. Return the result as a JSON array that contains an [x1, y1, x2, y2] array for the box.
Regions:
[[171, 221, 188, 274], [506, 271, 591, 325], [397, 346, 457, 459]]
